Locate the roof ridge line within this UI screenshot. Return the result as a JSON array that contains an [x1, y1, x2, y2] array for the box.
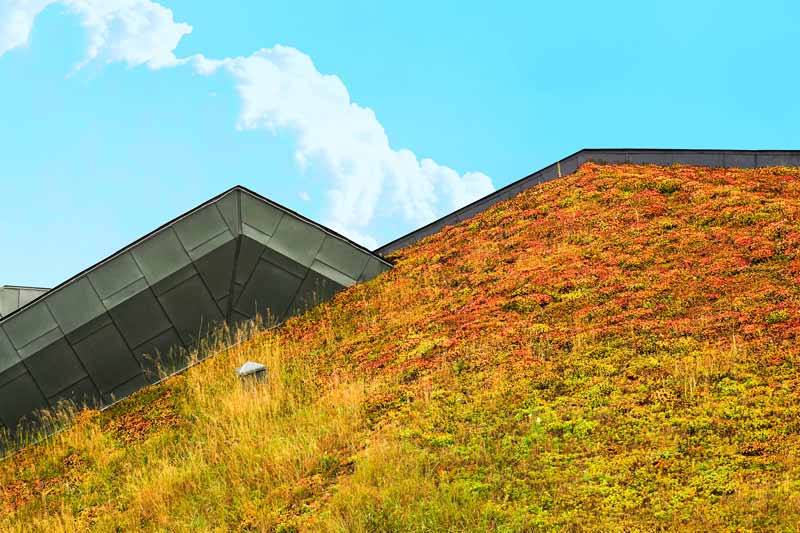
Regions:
[[1, 186, 390, 323]]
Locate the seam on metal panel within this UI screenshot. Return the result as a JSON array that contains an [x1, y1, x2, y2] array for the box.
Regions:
[[172, 224, 228, 321], [225, 236, 244, 323], [86, 267, 149, 395]]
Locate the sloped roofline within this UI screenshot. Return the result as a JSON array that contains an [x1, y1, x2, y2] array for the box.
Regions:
[[8, 147, 800, 316], [1, 185, 391, 323], [375, 148, 800, 255]]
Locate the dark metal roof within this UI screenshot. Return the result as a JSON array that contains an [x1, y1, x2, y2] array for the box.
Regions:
[[0, 287, 50, 318], [1, 185, 390, 323], [0, 186, 391, 436]]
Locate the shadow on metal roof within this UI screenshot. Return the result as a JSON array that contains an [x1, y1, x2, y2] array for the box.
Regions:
[[0, 186, 391, 436]]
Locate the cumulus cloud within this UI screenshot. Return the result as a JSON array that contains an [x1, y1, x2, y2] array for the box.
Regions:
[[192, 47, 494, 245], [0, 0, 494, 246], [0, 0, 191, 69], [65, 0, 192, 70]]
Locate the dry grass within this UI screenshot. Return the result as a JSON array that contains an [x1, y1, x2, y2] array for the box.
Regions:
[[3, 162, 800, 530], [1, 323, 373, 531]]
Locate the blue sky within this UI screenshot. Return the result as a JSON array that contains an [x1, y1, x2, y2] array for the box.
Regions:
[[1, 0, 799, 288]]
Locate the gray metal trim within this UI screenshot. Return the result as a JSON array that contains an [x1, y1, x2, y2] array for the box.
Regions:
[[375, 148, 800, 255]]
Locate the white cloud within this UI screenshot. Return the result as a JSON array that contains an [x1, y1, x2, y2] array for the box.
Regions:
[[0, 0, 191, 69], [64, 0, 192, 70], [0, 1, 494, 246], [0, 0, 55, 56], [192, 47, 494, 243], [298, 191, 311, 202]]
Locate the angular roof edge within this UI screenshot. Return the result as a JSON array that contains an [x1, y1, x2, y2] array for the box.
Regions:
[[1, 185, 391, 323], [375, 148, 800, 255], [0, 286, 50, 318]]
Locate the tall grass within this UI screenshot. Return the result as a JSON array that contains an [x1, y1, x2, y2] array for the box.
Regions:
[[0, 318, 372, 531]]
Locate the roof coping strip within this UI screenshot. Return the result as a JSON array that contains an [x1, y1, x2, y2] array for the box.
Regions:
[[375, 148, 800, 255]]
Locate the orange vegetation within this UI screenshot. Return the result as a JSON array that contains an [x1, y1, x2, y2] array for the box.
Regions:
[[2, 162, 800, 531]]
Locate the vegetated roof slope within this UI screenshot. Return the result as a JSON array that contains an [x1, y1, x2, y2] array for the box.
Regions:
[[3, 162, 800, 531]]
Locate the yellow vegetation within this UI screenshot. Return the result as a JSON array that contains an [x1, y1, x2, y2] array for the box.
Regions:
[[3, 162, 800, 530]]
